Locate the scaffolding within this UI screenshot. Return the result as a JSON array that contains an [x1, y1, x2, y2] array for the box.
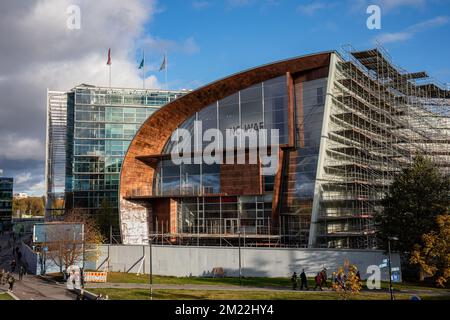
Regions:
[[316, 45, 450, 249]]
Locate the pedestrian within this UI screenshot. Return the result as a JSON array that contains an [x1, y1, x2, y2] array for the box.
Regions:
[[321, 268, 328, 288], [17, 251, 22, 262], [314, 272, 323, 291], [8, 275, 15, 292], [300, 269, 308, 290], [80, 268, 84, 288], [19, 265, 25, 280], [291, 272, 298, 290], [10, 259, 16, 273]]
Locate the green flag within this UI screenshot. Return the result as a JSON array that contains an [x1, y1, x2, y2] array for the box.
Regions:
[[138, 57, 144, 69]]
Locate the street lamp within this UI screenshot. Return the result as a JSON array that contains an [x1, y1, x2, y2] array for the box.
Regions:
[[148, 236, 153, 300], [387, 236, 399, 301], [238, 231, 242, 286]]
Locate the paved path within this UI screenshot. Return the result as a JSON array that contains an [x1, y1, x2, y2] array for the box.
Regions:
[[0, 232, 76, 300], [86, 282, 322, 292]]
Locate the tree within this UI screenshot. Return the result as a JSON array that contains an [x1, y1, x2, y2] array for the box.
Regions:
[[410, 214, 450, 287], [12, 197, 45, 217], [46, 209, 105, 276], [376, 155, 449, 255], [331, 260, 362, 300]]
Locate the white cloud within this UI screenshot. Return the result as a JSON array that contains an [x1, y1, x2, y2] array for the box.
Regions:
[[15, 172, 33, 185], [375, 15, 449, 44], [0, 135, 45, 161], [0, 0, 200, 196]]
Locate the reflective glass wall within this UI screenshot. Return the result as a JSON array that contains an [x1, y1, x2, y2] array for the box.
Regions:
[[0, 177, 13, 229], [66, 85, 187, 233], [279, 77, 327, 246], [157, 75, 289, 197]]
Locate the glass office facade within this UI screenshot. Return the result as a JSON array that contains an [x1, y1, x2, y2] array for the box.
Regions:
[[150, 75, 327, 243], [0, 177, 13, 230], [66, 85, 187, 233], [46, 91, 68, 219]]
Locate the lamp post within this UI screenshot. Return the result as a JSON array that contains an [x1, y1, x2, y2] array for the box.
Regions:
[[387, 236, 398, 301], [238, 231, 242, 286], [149, 236, 153, 300]]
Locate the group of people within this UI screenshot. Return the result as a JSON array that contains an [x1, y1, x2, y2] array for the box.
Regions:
[[0, 231, 27, 293], [291, 267, 363, 292], [290, 268, 330, 291], [290, 269, 309, 290]]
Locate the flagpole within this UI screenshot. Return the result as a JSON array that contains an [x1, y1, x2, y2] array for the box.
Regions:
[[165, 52, 168, 101], [143, 49, 146, 90], [109, 64, 111, 88]]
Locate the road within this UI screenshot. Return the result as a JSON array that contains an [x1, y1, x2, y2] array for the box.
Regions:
[[0, 232, 75, 300]]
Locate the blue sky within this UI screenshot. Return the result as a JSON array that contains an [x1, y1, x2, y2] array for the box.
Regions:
[[142, 0, 450, 89]]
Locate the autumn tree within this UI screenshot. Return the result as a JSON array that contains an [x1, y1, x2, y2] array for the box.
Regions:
[[46, 208, 105, 276], [410, 214, 450, 287], [331, 260, 362, 300], [13, 197, 45, 217], [376, 155, 449, 259]]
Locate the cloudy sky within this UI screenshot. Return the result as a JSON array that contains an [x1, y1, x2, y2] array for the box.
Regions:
[[0, 0, 449, 196]]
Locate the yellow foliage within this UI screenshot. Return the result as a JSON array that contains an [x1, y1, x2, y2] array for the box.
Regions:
[[331, 262, 362, 300], [410, 214, 450, 287]]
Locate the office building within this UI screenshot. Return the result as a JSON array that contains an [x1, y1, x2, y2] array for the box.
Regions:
[[118, 47, 449, 248]]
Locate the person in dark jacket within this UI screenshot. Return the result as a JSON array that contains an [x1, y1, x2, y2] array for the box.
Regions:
[[300, 269, 308, 290], [8, 275, 15, 292], [291, 272, 298, 290], [19, 265, 26, 280], [10, 259, 16, 272]]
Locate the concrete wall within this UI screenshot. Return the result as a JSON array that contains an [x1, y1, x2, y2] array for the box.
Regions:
[[94, 245, 401, 282]]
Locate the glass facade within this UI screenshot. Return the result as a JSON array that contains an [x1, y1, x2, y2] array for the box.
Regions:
[[158, 75, 289, 197], [66, 85, 187, 233], [46, 91, 68, 219], [0, 177, 13, 230], [279, 78, 327, 246], [150, 75, 327, 243]]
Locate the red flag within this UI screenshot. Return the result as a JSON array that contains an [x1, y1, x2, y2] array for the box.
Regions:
[[107, 48, 111, 65]]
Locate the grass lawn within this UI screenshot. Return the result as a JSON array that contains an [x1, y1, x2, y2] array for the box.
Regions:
[[0, 293, 13, 301], [106, 272, 298, 288], [104, 272, 450, 293], [89, 288, 420, 300]]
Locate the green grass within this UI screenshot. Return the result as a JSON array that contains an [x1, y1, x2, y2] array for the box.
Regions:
[[89, 288, 421, 300], [0, 293, 14, 301], [105, 272, 450, 292], [107, 272, 298, 287]]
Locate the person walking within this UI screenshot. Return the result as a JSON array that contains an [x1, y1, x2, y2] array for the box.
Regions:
[[321, 268, 328, 288], [10, 259, 16, 273], [300, 269, 308, 290], [314, 272, 323, 291], [8, 275, 15, 292], [291, 272, 298, 290], [19, 265, 25, 280]]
